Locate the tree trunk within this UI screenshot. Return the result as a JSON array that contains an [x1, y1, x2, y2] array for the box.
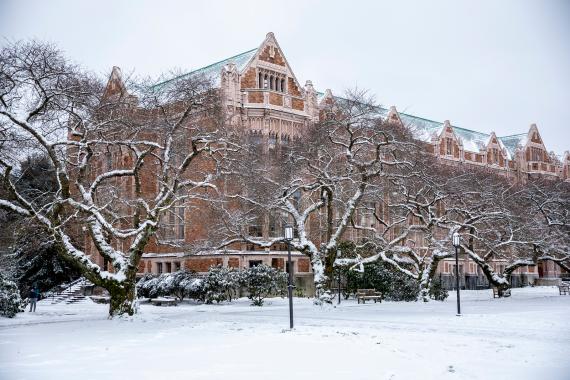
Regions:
[[107, 275, 138, 318], [467, 227, 510, 298], [418, 266, 433, 302], [418, 256, 443, 302], [310, 251, 332, 304], [479, 262, 510, 297]]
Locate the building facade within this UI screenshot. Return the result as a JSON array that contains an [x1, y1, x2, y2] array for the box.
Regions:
[[98, 32, 568, 291]]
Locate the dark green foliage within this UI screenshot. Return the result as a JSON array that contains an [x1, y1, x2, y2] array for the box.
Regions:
[[136, 273, 160, 299], [201, 265, 242, 304], [136, 267, 241, 304], [386, 271, 420, 302], [136, 271, 202, 301], [10, 154, 80, 295], [242, 264, 287, 306], [0, 272, 22, 318], [340, 260, 420, 302], [136, 265, 287, 306], [429, 277, 449, 301], [15, 237, 81, 296], [15, 154, 57, 207]]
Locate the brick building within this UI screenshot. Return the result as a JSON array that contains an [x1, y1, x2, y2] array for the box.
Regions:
[[98, 32, 568, 292]]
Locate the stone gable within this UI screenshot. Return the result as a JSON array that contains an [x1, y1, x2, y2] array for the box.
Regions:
[[259, 45, 286, 66]]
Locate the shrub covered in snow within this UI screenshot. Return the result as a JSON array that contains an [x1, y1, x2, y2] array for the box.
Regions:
[[428, 277, 449, 301], [386, 273, 420, 302], [0, 272, 22, 318], [136, 273, 160, 299], [201, 265, 242, 304], [137, 271, 201, 301], [181, 277, 204, 301], [136, 265, 289, 306], [241, 264, 287, 306]]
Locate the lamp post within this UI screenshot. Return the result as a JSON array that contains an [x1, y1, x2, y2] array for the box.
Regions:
[[284, 224, 294, 329], [337, 249, 342, 305], [452, 231, 461, 316]]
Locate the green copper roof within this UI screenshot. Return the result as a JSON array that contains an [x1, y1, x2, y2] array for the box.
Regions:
[[498, 133, 528, 158], [151, 48, 257, 91]]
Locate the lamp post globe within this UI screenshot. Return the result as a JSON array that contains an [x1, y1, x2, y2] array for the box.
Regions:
[[452, 231, 460, 247], [284, 224, 293, 241]]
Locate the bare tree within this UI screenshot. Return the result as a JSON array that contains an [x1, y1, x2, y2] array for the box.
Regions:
[[0, 41, 224, 316], [213, 90, 412, 302], [335, 148, 458, 301], [521, 180, 570, 273]]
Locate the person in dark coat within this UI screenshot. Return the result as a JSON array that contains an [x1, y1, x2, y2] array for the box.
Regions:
[[28, 287, 39, 312]]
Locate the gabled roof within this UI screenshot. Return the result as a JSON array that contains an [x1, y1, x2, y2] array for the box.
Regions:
[[151, 48, 257, 91], [396, 111, 519, 159], [398, 112, 444, 143], [498, 133, 527, 158], [452, 126, 489, 153]]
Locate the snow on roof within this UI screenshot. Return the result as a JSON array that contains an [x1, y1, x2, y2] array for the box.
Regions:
[[377, 106, 390, 119], [499, 133, 528, 159], [151, 48, 257, 91], [398, 112, 443, 143], [398, 111, 527, 159], [452, 126, 489, 153], [145, 48, 541, 159], [142, 252, 186, 259]]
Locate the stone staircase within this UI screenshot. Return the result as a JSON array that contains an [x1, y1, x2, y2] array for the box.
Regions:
[[51, 278, 94, 304]]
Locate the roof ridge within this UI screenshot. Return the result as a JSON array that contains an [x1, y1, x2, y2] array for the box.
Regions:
[[451, 125, 489, 136], [498, 133, 527, 139], [152, 48, 257, 89]]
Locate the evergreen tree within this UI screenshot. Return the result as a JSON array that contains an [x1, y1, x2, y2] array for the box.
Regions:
[[0, 272, 22, 318]]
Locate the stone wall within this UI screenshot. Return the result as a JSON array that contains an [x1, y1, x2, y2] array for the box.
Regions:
[[259, 46, 285, 66], [241, 68, 256, 89], [292, 98, 304, 111]]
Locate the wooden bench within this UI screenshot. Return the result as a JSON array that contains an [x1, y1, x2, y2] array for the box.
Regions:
[[356, 289, 382, 304], [150, 298, 178, 306], [492, 287, 511, 298], [558, 284, 569, 295]]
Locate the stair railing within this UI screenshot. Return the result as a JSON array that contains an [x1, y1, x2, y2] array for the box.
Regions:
[[51, 277, 85, 303]]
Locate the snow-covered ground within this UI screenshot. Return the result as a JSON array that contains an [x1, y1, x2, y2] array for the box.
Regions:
[[1, 287, 568, 380]]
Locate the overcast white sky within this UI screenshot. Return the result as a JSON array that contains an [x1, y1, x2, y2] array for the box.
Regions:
[[1, 0, 569, 154]]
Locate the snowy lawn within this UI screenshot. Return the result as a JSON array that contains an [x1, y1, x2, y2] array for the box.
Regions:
[[1, 287, 569, 380]]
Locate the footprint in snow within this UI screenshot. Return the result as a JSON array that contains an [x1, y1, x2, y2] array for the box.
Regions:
[[447, 365, 455, 373]]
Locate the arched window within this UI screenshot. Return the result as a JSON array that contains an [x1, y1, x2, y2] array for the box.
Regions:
[[281, 78, 286, 93], [264, 74, 268, 89], [270, 75, 275, 90], [276, 77, 281, 92], [258, 72, 263, 89]]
